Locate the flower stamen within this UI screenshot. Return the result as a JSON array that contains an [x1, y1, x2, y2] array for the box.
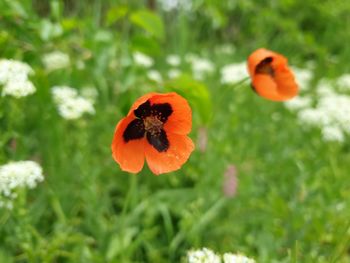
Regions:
[[144, 116, 163, 135]]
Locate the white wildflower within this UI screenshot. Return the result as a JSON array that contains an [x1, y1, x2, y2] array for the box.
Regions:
[[298, 108, 328, 127], [322, 126, 344, 142], [318, 94, 350, 132], [285, 96, 312, 111], [191, 57, 214, 80], [42, 51, 70, 71], [187, 248, 221, 263], [291, 66, 313, 90], [168, 68, 181, 79], [58, 97, 95, 120], [0, 59, 33, 84], [296, 92, 350, 141], [0, 59, 35, 97], [52, 85, 95, 120], [52, 86, 78, 102], [166, 54, 181, 67], [317, 79, 336, 96], [0, 161, 44, 209], [336, 74, 350, 91], [159, 0, 192, 12], [133, 52, 154, 68], [223, 253, 256, 263], [2, 80, 36, 98], [147, 70, 163, 83], [220, 62, 248, 84]]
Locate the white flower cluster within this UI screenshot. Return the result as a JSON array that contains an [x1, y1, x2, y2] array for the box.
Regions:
[[284, 96, 312, 111], [291, 66, 313, 90], [133, 52, 154, 68], [316, 79, 335, 96], [184, 54, 214, 80], [191, 58, 215, 80], [336, 74, 350, 92], [0, 59, 36, 98], [285, 77, 350, 143], [52, 86, 95, 120], [299, 94, 350, 142], [222, 253, 256, 263], [168, 68, 181, 79], [164, 54, 182, 79], [147, 70, 163, 83], [220, 62, 248, 85], [187, 248, 255, 263], [42, 51, 70, 71], [166, 54, 181, 67], [187, 248, 221, 263], [158, 0, 192, 12], [0, 161, 44, 209]]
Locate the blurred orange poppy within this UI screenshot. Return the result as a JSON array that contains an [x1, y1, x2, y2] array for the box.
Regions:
[[111, 92, 194, 175], [247, 48, 298, 101]]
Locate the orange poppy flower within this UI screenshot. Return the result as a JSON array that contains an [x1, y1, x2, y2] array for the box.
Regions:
[[247, 48, 298, 101], [111, 92, 194, 175]]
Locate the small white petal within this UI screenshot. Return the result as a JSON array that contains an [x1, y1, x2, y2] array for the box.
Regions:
[[133, 52, 154, 67], [166, 54, 181, 67], [220, 62, 248, 84], [42, 51, 70, 71]]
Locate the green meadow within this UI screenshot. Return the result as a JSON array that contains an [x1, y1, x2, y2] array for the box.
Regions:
[[1, 0, 350, 262]]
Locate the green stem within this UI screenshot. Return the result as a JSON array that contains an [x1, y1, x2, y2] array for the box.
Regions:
[[330, 220, 350, 262], [225, 77, 250, 90], [121, 174, 138, 217]]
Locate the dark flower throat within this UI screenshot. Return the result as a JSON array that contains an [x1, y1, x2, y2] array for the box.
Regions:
[[123, 100, 173, 152], [255, 56, 274, 76], [252, 56, 274, 93]]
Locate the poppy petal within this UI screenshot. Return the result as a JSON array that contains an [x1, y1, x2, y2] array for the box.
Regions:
[[248, 48, 298, 101], [112, 92, 194, 175], [145, 132, 194, 175], [128, 93, 158, 115], [252, 72, 297, 101], [248, 48, 279, 76], [252, 74, 283, 101], [111, 114, 146, 173], [274, 66, 298, 99], [150, 93, 192, 135]]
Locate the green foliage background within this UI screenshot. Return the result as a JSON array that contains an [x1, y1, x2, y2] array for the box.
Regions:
[[1, 0, 350, 262]]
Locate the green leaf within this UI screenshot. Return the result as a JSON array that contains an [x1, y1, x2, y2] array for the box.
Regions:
[[3, 0, 28, 18], [106, 227, 139, 260], [0, 249, 13, 263], [94, 29, 113, 43], [61, 18, 80, 31], [131, 35, 161, 56], [164, 75, 213, 124], [130, 10, 164, 40], [39, 19, 63, 41], [106, 6, 128, 26]]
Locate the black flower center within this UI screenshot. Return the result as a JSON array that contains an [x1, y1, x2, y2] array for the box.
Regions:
[[255, 57, 274, 77], [122, 100, 173, 152]]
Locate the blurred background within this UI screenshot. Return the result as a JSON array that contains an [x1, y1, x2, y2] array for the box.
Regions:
[[1, 0, 350, 262]]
